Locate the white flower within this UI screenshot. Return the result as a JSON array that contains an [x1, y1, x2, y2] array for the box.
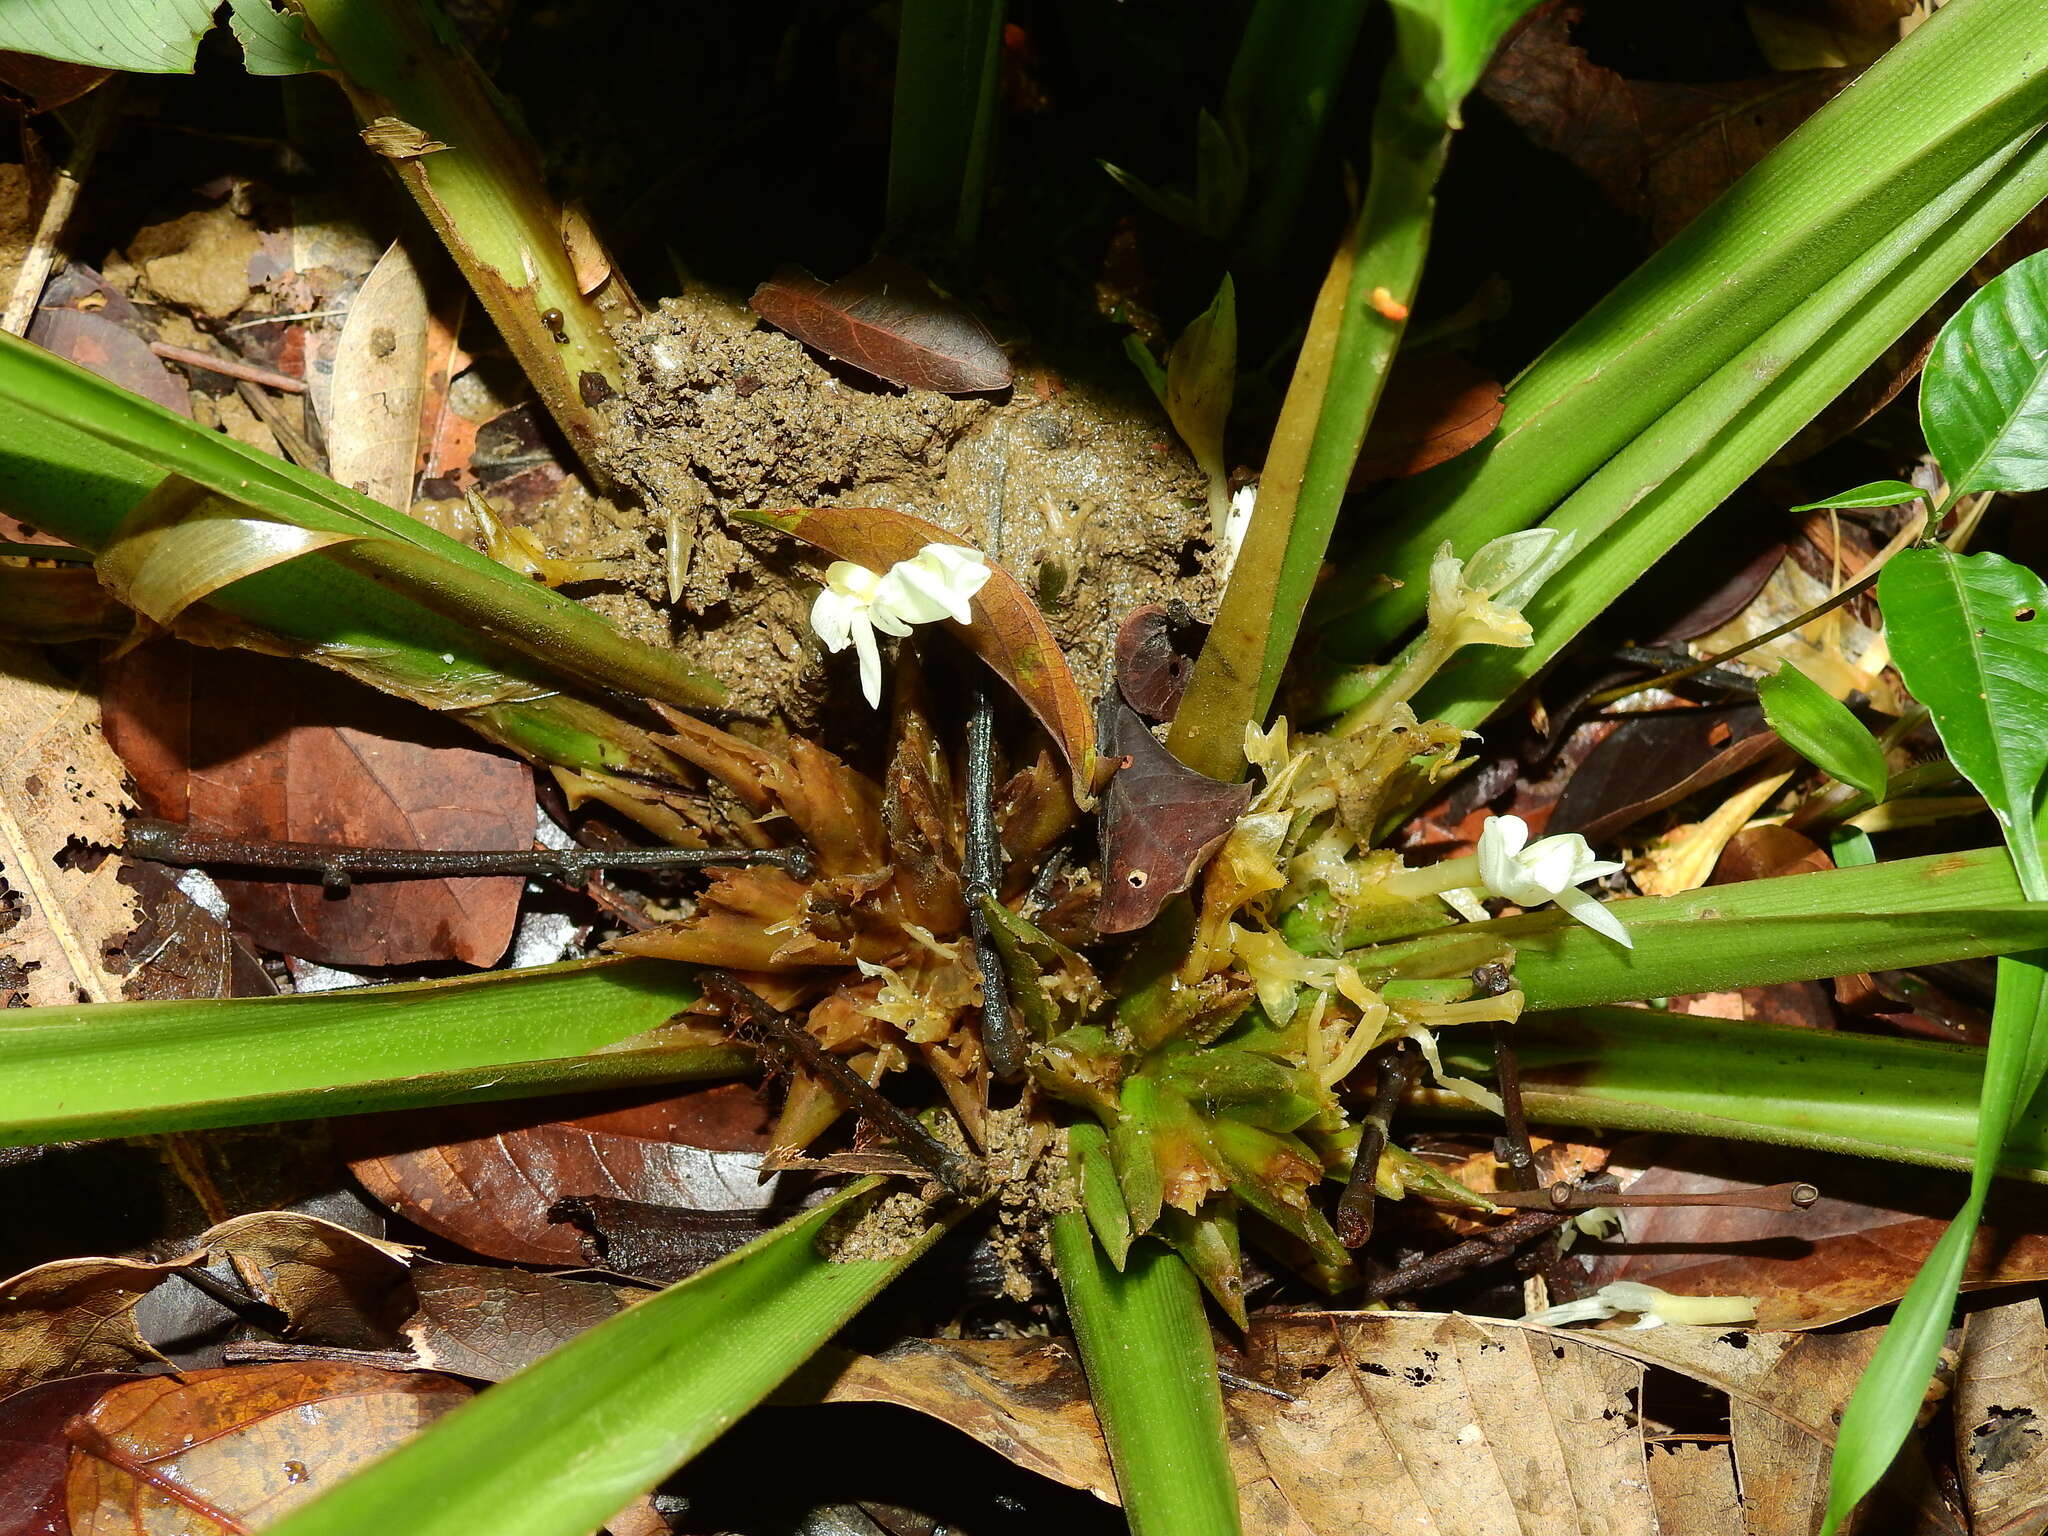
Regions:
[[1448, 814, 1633, 948], [809, 542, 992, 707]]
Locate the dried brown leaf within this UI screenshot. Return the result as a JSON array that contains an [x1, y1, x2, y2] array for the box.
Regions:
[[102, 643, 529, 969], [202, 1212, 413, 1351], [64, 1362, 468, 1532], [1550, 704, 1783, 844], [402, 1262, 628, 1381], [1096, 699, 1252, 934], [1114, 605, 1198, 723], [327, 239, 430, 511], [1645, 1442, 1743, 1536], [748, 259, 1012, 395], [1353, 352, 1504, 483], [338, 1083, 781, 1266], [546, 1196, 790, 1285], [26, 307, 191, 418], [0, 1254, 196, 1394], [0, 643, 140, 1006], [1955, 1296, 2048, 1536], [741, 505, 1097, 790]]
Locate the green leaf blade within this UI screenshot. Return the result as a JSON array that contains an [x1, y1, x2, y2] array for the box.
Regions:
[[1922, 248, 2048, 493], [0, 0, 215, 72], [268, 1182, 951, 1536], [1759, 660, 1890, 802], [1880, 547, 2048, 898], [1787, 480, 1926, 512]]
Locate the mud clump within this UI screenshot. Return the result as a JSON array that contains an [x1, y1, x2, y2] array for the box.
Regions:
[[599, 285, 1219, 725]]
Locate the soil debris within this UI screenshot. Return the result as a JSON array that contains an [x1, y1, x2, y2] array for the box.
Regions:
[[600, 283, 1219, 724]]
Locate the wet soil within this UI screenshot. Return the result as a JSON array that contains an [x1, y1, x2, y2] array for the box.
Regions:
[[596, 283, 1220, 725]]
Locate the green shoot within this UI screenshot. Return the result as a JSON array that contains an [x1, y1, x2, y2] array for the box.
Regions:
[[1759, 661, 1890, 805]]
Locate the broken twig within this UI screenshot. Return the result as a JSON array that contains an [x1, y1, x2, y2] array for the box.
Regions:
[[1336, 1039, 1420, 1248], [1487, 1180, 1821, 1214], [122, 817, 812, 893]]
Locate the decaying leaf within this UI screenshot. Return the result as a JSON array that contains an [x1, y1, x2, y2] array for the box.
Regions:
[[0, 642, 141, 1007], [102, 642, 530, 969], [26, 306, 192, 419], [1114, 605, 1200, 724], [1549, 704, 1784, 844], [547, 1196, 790, 1284], [327, 239, 431, 511], [63, 1361, 469, 1532], [338, 1083, 781, 1266], [403, 1262, 629, 1382], [1354, 352, 1504, 482], [0, 1373, 125, 1534], [1579, 1142, 2048, 1329], [1096, 699, 1252, 934], [739, 505, 1098, 790], [748, 259, 1012, 395], [204, 1211, 413, 1350], [1644, 1442, 1743, 1536], [0, 1253, 197, 1394], [1955, 1296, 2048, 1536], [359, 115, 448, 159]]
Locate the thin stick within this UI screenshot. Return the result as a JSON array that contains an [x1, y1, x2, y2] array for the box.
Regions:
[[1487, 1180, 1820, 1213], [966, 458, 1021, 1078], [2, 84, 121, 336], [699, 971, 983, 1199], [1362, 1209, 1568, 1300], [123, 818, 812, 893], [150, 341, 308, 393], [1491, 1021, 1538, 1193], [235, 378, 324, 471], [1335, 1039, 1419, 1248]]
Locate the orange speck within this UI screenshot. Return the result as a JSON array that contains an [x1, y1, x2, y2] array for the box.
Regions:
[[1370, 286, 1409, 321]]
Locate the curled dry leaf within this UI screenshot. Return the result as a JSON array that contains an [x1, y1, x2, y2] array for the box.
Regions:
[[1095, 698, 1252, 935], [202, 1212, 413, 1351], [337, 1083, 781, 1267], [1113, 604, 1200, 723], [1578, 1141, 2048, 1330], [748, 259, 1012, 395], [64, 1361, 469, 1533], [0, 1253, 198, 1394], [739, 505, 1098, 791]]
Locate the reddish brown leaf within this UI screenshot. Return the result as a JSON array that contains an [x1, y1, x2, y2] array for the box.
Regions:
[[0, 1372, 127, 1536], [101, 642, 530, 968], [28, 307, 191, 419], [1113, 605, 1199, 723], [1353, 352, 1504, 483], [337, 1083, 781, 1266], [0, 52, 110, 114], [1550, 704, 1785, 845], [748, 259, 1012, 395], [1096, 700, 1252, 935], [1580, 1141, 2048, 1329], [741, 505, 1098, 789], [202, 1213, 413, 1352], [63, 1362, 468, 1532]]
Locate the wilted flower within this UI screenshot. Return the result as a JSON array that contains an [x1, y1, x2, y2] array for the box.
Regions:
[[810, 543, 992, 706], [1524, 1280, 1756, 1331], [1443, 814, 1632, 948]]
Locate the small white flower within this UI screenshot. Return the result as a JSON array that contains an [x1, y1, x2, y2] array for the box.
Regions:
[[1449, 813, 1633, 948], [809, 542, 992, 708]]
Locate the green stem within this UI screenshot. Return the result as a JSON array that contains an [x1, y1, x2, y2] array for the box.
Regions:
[[1052, 1218, 1242, 1536], [289, 0, 630, 478]]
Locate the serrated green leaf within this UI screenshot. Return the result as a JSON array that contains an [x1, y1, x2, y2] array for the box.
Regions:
[[1922, 248, 2048, 492], [228, 0, 323, 74], [1880, 547, 2048, 899], [1787, 479, 1927, 512], [0, 0, 216, 72], [1759, 660, 1890, 803]]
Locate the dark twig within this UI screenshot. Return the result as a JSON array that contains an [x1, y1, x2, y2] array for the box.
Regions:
[[964, 687, 1022, 1079], [1486, 1180, 1820, 1214], [1335, 1039, 1419, 1248], [123, 817, 812, 894], [1490, 1021, 1539, 1193], [1362, 1209, 1569, 1300], [173, 1264, 289, 1334], [699, 971, 983, 1199], [221, 1341, 423, 1370], [150, 340, 307, 393]]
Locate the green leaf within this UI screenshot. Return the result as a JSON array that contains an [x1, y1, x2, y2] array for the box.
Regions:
[[268, 1181, 956, 1536], [1165, 275, 1238, 538], [1881, 547, 2048, 898], [1759, 660, 1890, 803], [0, 957, 747, 1143], [1051, 1220, 1243, 1536], [0, 0, 216, 72], [1921, 248, 2048, 493], [228, 0, 324, 75], [1787, 479, 1927, 512], [1069, 1121, 1134, 1269], [1824, 950, 2048, 1533]]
